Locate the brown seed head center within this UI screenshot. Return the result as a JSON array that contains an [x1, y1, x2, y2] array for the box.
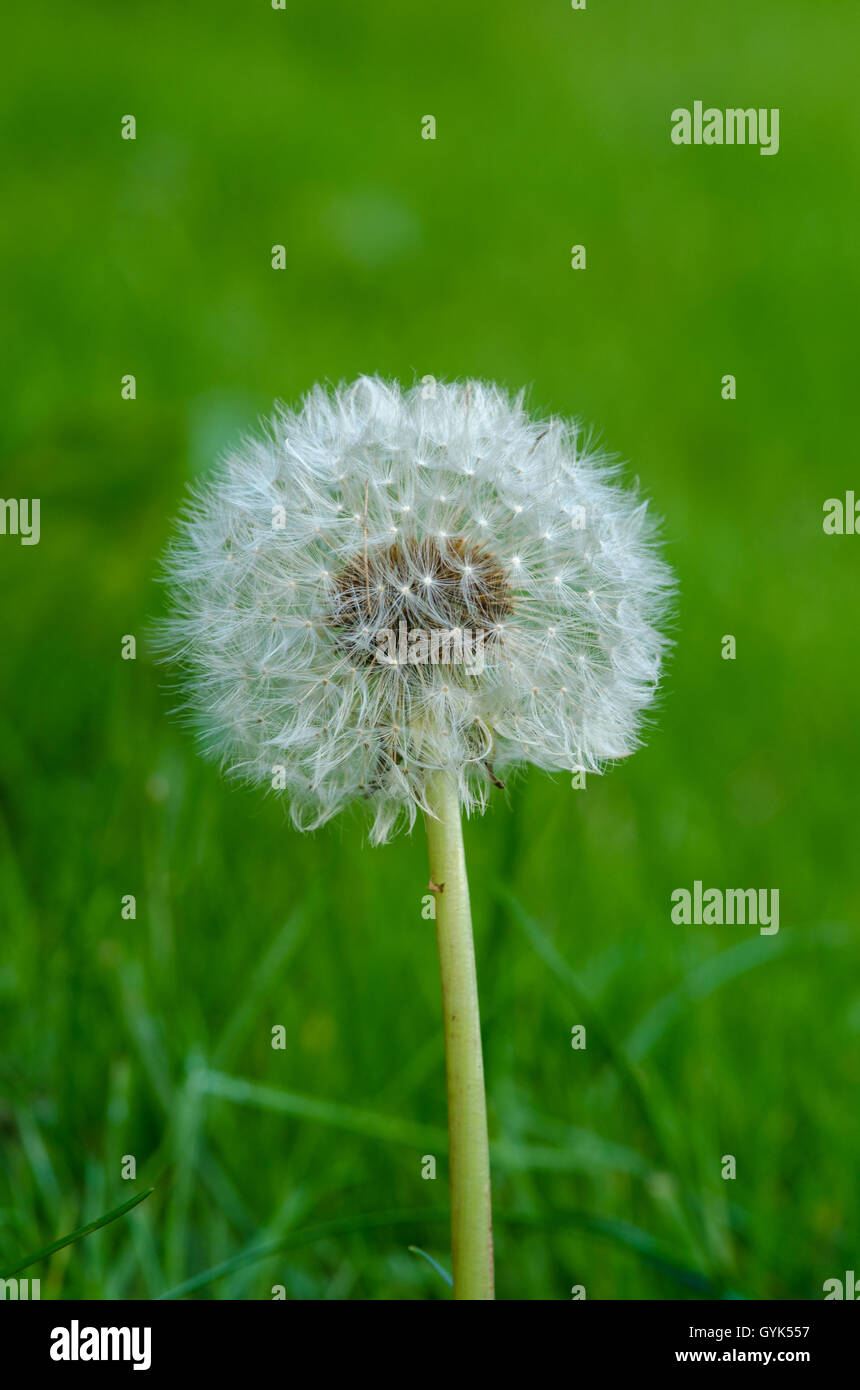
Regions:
[[330, 535, 513, 656]]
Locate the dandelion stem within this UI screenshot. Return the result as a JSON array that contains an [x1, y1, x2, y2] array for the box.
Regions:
[[424, 771, 494, 1300]]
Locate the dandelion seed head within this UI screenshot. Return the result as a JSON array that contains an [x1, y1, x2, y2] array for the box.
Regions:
[[157, 377, 675, 841]]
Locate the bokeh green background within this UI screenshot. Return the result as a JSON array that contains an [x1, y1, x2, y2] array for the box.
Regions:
[[2, 1, 858, 1300]]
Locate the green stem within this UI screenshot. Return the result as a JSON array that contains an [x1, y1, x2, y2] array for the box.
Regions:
[[424, 771, 494, 1300]]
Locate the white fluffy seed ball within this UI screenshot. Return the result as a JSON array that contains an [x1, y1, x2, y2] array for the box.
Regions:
[[158, 377, 675, 842]]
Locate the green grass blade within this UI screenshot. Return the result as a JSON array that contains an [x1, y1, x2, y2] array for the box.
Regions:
[[408, 1245, 453, 1288], [197, 1069, 447, 1150], [0, 1188, 155, 1279]]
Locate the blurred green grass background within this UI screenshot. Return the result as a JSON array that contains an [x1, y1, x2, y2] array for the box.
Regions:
[[1, 0, 858, 1299]]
